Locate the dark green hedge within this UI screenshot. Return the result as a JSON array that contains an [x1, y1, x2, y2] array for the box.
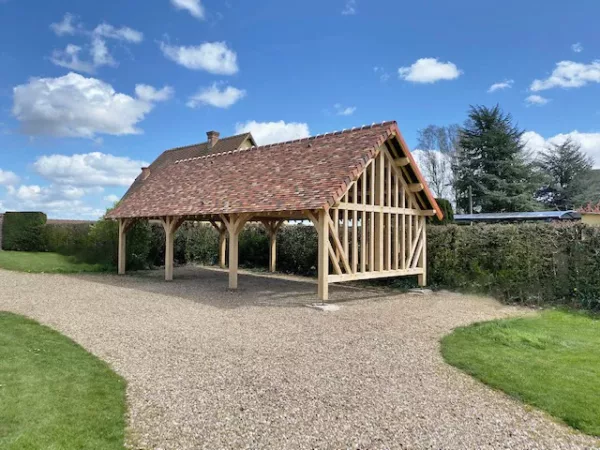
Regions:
[[1, 212, 47, 251], [427, 223, 600, 310]]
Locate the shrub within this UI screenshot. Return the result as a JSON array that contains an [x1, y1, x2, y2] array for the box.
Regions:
[[46, 219, 152, 271], [45, 223, 91, 255], [239, 224, 269, 268], [275, 224, 318, 275], [431, 198, 454, 225], [1, 212, 47, 251]]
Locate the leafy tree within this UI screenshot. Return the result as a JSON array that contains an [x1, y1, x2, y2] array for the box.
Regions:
[[453, 105, 540, 213], [416, 125, 459, 200], [535, 139, 593, 210]]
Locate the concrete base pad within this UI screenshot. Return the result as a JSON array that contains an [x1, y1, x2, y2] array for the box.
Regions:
[[408, 288, 433, 295], [307, 303, 340, 312]]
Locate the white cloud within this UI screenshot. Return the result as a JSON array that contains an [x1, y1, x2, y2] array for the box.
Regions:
[[235, 120, 310, 145], [187, 83, 245, 108], [342, 0, 356, 15], [333, 103, 356, 116], [522, 130, 600, 168], [171, 0, 205, 19], [49, 16, 143, 73], [4, 184, 104, 219], [93, 23, 143, 43], [525, 94, 550, 106], [50, 13, 79, 36], [12, 72, 172, 138], [34, 152, 148, 187], [159, 41, 238, 74], [398, 58, 462, 83], [530, 60, 600, 91], [50, 44, 96, 74], [135, 84, 174, 102], [90, 37, 116, 68], [572, 42, 583, 53], [0, 169, 19, 185], [104, 194, 120, 203], [488, 79, 514, 93]]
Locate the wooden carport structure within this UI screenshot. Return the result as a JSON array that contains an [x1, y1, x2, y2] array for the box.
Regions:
[[107, 121, 442, 301]]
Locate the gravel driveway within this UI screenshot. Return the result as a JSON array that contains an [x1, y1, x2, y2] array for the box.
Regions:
[[0, 267, 598, 450]]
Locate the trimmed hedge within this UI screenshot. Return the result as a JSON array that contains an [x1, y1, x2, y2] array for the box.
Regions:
[[1, 212, 47, 251], [427, 223, 600, 310]]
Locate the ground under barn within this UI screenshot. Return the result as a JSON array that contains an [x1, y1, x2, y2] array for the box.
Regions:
[[0, 267, 597, 450]]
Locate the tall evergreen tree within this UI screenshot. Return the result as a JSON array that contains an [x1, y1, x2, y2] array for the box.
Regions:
[[453, 105, 539, 213], [535, 139, 593, 210]]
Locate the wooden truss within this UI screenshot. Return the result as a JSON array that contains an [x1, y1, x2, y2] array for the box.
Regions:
[[305, 144, 431, 300], [116, 143, 433, 301]]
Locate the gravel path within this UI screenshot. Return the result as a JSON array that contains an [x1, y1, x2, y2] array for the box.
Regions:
[[0, 266, 598, 450]]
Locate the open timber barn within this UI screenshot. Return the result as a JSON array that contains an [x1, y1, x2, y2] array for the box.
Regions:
[[107, 121, 442, 301]]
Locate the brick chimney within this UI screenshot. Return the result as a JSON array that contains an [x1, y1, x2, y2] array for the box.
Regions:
[[207, 130, 220, 149]]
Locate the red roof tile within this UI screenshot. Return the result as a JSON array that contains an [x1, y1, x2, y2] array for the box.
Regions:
[[107, 122, 441, 220], [122, 132, 255, 198]]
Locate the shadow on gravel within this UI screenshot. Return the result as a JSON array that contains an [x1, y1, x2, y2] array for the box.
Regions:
[[70, 265, 393, 309]]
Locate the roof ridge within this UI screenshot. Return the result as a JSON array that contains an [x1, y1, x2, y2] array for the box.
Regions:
[[173, 121, 397, 164], [162, 132, 251, 154]]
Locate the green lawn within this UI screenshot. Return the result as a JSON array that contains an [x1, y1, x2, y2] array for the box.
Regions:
[[0, 251, 107, 273], [441, 310, 600, 436], [0, 312, 126, 449]]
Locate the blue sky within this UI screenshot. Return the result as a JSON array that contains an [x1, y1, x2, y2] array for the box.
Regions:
[[1, 0, 599, 218]]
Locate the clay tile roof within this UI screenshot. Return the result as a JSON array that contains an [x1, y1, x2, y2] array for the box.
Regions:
[[121, 132, 254, 199], [107, 122, 441, 220]]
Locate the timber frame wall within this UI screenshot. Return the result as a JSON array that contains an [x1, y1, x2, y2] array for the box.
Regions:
[[116, 142, 434, 301]]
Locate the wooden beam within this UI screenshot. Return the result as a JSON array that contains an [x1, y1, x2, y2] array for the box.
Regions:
[[326, 214, 352, 275], [335, 203, 423, 214], [328, 267, 424, 283], [361, 171, 367, 273], [352, 209, 358, 273], [317, 209, 329, 301], [407, 216, 425, 265], [408, 183, 424, 193], [374, 150, 384, 271], [395, 157, 410, 167]]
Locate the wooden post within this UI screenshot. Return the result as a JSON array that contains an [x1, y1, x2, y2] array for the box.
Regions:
[[418, 216, 427, 286], [222, 213, 250, 289], [163, 217, 174, 281], [118, 218, 127, 275], [317, 209, 329, 301], [210, 220, 227, 269], [229, 223, 239, 288], [219, 231, 227, 269], [162, 216, 184, 281], [260, 220, 283, 273], [374, 150, 384, 271]]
